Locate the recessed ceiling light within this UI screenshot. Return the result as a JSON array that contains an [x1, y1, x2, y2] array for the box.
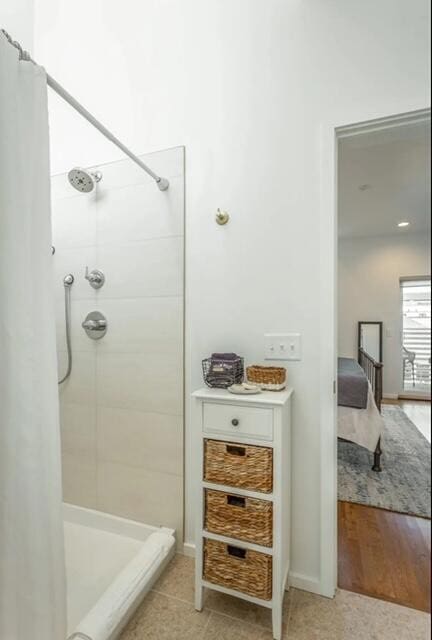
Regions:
[[398, 221, 410, 228]]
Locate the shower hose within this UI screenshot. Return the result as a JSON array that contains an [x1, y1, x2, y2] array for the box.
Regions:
[[58, 274, 74, 385]]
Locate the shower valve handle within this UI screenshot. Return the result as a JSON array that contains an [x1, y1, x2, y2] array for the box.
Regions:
[[81, 311, 108, 340], [85, 266, 105, 289], [82, 318, 107, 331]]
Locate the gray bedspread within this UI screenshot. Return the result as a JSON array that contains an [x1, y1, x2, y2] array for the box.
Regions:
[[338, 357, 368, 409]]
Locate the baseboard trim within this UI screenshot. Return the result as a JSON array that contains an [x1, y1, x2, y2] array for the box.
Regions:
[[288, 572, 327, 596], [182, 542, 195, 558], [180, 543, 327, 596], [383, 393, 399, 400]]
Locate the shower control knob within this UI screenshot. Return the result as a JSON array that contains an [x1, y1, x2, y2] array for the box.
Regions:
[[82, 311, 108, 340], [82, 318, 106, 331], [85, 266, 105, 289]]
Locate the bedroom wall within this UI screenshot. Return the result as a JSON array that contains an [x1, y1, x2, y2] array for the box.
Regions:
[[33, 0, 430, 594], [338, 233, 431, 397]]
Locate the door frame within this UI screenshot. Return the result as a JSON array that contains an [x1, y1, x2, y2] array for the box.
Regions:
[[400, 275, 432, 400], [318, 107, 431, 597]]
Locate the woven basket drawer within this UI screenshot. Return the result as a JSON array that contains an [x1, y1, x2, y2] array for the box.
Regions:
[[205, 489, 273, 547], [204, 440, 273, 493], [203, 539, 272, 600]]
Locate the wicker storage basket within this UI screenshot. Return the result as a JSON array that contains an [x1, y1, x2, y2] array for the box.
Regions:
[[204, 440, 273, 493], [205, 489, 273, 547], [246, 365, 286, 391], [203, 539, 272, 600]]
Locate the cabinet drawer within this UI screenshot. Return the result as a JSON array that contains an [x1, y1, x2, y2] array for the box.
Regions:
[[203, 539, 272, 600], [203, 403, 273, 441], [204, 440, 273, 493], [205, 489, 273, 547]]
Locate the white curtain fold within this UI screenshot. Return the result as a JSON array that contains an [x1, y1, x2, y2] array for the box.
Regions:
[[0, 32, 67, 640]]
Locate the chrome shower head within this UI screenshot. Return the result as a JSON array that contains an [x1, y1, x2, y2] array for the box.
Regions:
[[68, 168, 102, 193]]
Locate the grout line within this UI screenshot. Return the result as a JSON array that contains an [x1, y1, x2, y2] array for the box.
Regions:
[[149, 587, 280, 633], [201, 611, 212, 638]]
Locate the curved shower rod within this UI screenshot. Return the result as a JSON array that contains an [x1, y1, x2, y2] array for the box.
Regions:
[[1, 29, 170, 192]]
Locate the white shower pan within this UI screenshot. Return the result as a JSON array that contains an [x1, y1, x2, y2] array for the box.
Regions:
[[64, 504, 175, 640]]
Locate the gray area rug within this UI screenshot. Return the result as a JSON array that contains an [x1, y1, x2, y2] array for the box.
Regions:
[[338, 405, 431, 518]]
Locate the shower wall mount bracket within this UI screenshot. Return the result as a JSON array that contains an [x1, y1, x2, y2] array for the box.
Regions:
[[82, 311, 108, 340], [85, 267, 105, 289]]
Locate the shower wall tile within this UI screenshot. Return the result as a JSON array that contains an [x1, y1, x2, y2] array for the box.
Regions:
[[58, 351, 96, 406], [55, 298, 98, 354], [62, 453, 98, 510], [97, 461, 183, 534], [52, 245, 98, 300], [96, 176, 184, 245], [60, 403, 97, 460], [96, 352, 183, 415], [96, 237, 183, 299], [51, 192, 97, 249], [95, 297, 183, 357], [53, 147, 184, 538], [97, 407, 183, 477], [50, 174, 81, 201]]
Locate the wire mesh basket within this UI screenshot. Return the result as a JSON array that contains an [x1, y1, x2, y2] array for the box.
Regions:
[[202, 353, 244, 389]]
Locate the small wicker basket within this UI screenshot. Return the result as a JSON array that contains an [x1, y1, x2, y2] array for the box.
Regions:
[[204, 440, 273, 493], [205, 489, 273, 547], [246, 365, 286, 391], [203, 539, 272, 600]]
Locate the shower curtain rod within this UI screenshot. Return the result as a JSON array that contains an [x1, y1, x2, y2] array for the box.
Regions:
[[1, 30, 170, 191]]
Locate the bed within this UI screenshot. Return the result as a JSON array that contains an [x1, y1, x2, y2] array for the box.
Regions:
[[338, 348, 385, 472]]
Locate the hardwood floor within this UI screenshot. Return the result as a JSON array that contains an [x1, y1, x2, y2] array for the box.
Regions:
[[338, 400, 431, 612], [338, 502, 431, 612]]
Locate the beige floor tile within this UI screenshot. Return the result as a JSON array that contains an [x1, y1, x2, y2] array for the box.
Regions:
[[121, 557, 430, 640], [120, 591, 209, 640], [152, 554, 292, 631], [371, 595, 431, 640], [152, 553, 195, 603], [203, 613, 274, 639], [285, 588, 431, 640], [204, 588, 291, 631]]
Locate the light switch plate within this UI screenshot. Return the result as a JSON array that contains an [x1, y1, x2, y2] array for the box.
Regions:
[[264, 333, 302, 361]]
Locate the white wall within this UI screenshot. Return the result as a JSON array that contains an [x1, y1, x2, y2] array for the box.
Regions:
[[33, 0, 431, 593], [0, 0, 34, 49], [52, 148, 184, 536], [339, 233, 431, 397]]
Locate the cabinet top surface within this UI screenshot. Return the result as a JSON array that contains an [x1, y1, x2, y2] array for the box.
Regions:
[[192, 387, 293, 406]]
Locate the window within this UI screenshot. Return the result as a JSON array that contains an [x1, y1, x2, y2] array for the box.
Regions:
[[401, 278, 431, 394]]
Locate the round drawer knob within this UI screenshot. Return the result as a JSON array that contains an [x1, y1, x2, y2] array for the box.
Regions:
[[231, 419, 240, 427]]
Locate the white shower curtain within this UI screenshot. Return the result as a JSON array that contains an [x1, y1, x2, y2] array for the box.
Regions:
[[0, 33, 67, 639]]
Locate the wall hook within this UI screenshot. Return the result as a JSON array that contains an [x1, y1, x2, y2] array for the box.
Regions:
[[216, 208, 230, 225]]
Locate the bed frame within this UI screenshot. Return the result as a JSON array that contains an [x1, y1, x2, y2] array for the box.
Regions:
[[358, 347, 384, 472]]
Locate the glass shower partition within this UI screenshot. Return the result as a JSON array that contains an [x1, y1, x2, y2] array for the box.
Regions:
[[50, 146, 185, 638]]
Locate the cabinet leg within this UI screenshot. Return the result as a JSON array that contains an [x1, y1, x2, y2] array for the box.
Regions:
[[272, 604, 282, 640], [195, 584, 204, 612]]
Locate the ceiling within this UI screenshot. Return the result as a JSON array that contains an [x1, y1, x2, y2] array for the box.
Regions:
[[338, 120, 431, 238]]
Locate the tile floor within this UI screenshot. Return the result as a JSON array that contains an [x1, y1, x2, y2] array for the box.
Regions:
[[120, 554, 431, 640]]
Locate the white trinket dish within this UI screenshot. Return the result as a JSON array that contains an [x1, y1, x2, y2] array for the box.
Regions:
[[228, 383, 261, 395]]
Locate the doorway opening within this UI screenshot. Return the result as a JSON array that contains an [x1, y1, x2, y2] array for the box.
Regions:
[[334, 111, 431, 612]]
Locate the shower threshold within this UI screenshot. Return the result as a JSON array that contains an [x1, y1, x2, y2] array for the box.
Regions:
[[64, 503, 175, 640]]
